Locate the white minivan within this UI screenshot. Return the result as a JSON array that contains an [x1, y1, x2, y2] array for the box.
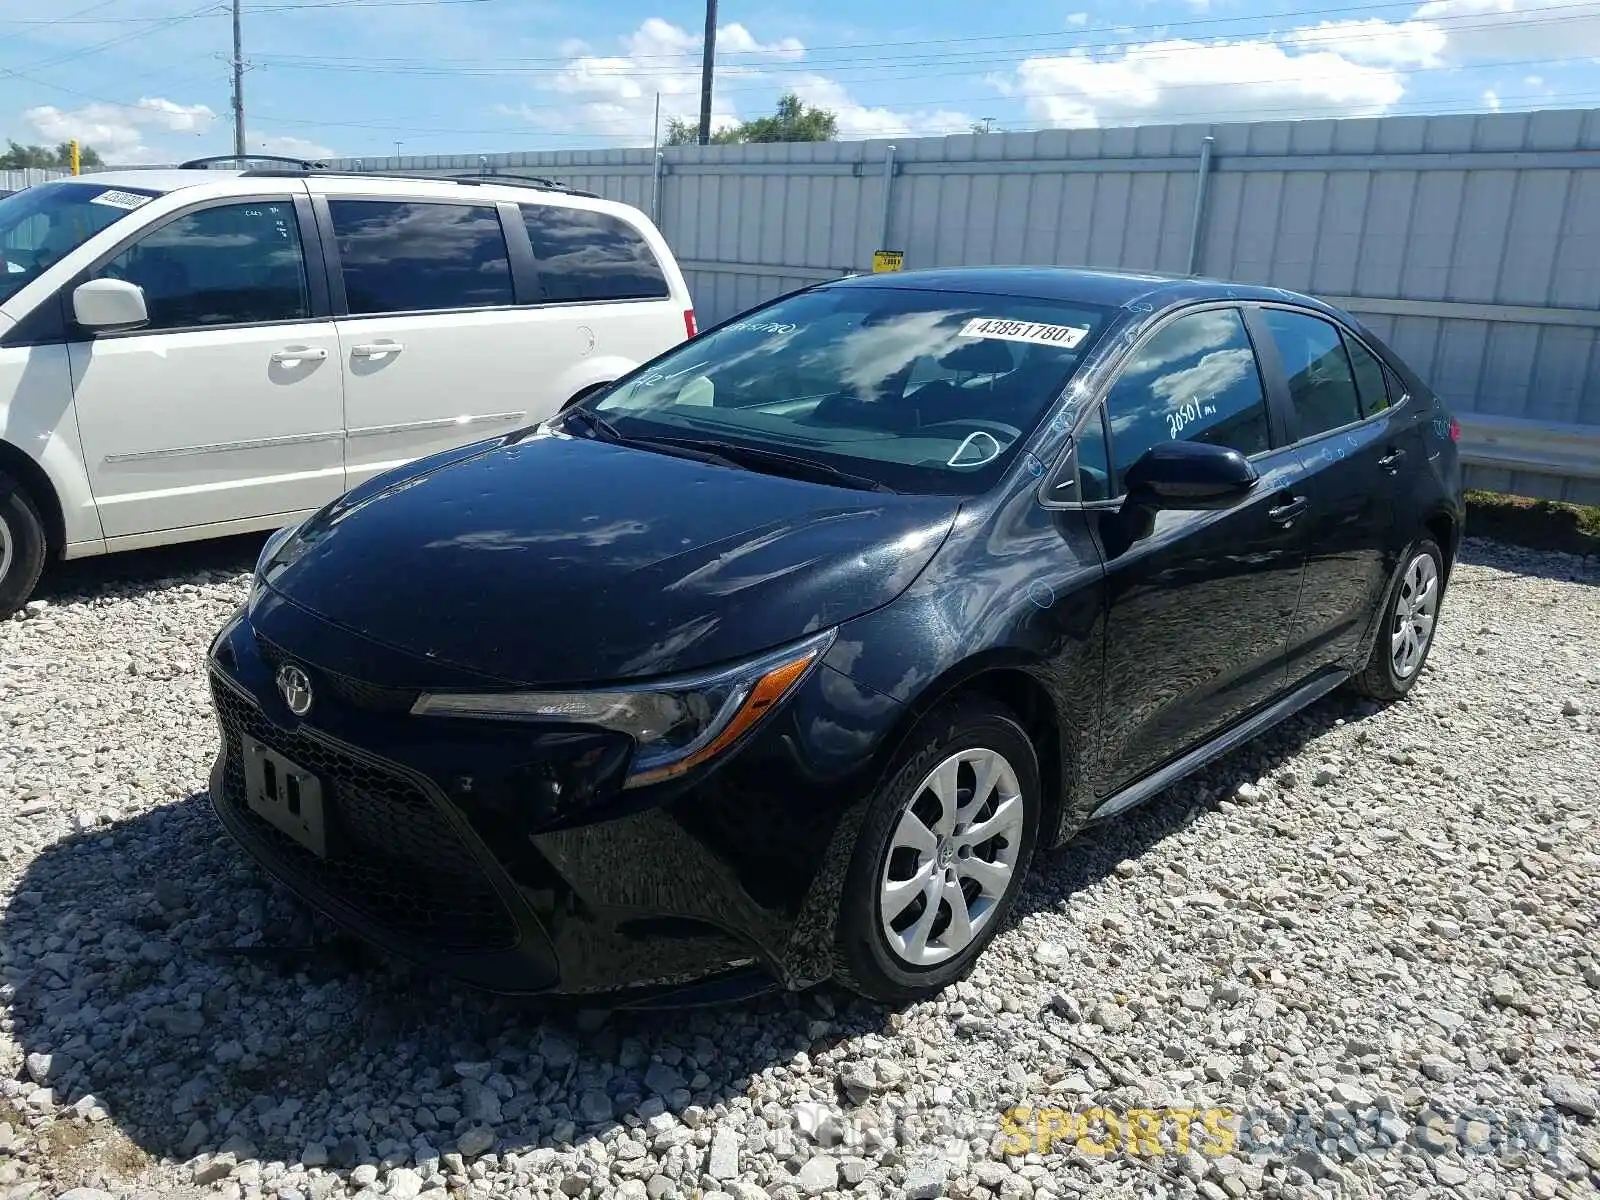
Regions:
[[0, 160, 696, 617]]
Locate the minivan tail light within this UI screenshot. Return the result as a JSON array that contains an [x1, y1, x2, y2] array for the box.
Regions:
[[1448, 417, 1461, 442], [684, 310, 697, 340]]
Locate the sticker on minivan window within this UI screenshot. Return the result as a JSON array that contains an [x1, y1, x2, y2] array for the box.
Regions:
[[958, 317, 1089, 349], [90, 189, 153, 211]]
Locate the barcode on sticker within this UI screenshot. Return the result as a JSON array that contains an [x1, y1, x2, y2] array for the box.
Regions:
[[89, 189, 152, 211], [959, 317, 1088, 349]]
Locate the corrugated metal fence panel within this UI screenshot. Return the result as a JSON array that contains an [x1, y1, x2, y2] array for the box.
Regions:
[[1, 168, 69, 191], [334, 111, 1600, 502]]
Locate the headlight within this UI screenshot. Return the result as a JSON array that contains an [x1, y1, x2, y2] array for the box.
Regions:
[[249, 520, 305, 611], [411, 628, 836, 788]]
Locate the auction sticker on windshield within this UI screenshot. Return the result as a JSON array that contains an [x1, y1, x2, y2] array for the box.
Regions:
[[89, 189, 153, 211], [960, 317, 1089, 349]]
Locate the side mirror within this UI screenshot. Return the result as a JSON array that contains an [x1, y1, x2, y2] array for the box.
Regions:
[[1123, 440, 1258, 510], [72, 278, 148, 332]]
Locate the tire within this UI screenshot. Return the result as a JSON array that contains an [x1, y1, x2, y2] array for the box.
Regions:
[[1352, 538, 1445, 702], [0, 474, 48, 622], [834, 698, 1041, 1005]]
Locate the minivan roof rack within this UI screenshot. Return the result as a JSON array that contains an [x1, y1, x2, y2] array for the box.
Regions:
[[180, 153, 329, 171], [212, 163, 600, 199]]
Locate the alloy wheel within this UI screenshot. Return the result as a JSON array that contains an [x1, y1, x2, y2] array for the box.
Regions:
[[878, 747, 1025, 967], [1390, 552, 1439, 680], [0, 513, 12, 587]]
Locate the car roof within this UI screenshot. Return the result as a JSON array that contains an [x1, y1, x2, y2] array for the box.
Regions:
[[827, 265, 1323, 312], [55, 168, 616, 208]]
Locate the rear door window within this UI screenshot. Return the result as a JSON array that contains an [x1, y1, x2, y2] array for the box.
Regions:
[[1261, 308, 1363, 438], [328, 200, 513, 315], [520, 204, 670, 302]]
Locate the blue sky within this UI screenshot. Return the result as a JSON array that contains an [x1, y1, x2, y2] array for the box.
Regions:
[[0, 0, 1594, 163]]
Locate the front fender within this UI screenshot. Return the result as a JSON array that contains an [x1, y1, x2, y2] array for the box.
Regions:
[[0, 339, 104, 554]]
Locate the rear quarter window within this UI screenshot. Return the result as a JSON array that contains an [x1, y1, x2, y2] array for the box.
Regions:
[[521, 204, 670, 303]]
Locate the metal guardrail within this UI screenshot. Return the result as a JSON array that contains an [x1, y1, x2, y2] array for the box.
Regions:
[[1456, 414, 1600, 482]]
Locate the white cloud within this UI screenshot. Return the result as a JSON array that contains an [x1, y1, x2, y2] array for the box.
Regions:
[[787, 75, 974, 139], [995, 37, 1407, 127], [1416, 0, 1600, 62], [1286, 19, 1448, 67], [1066, 13, 1090, 27], [1484, 88, 1503, 110], [718, 23, 804, 59], [255, 134, 337, 161], [23, 97, 215, 163]]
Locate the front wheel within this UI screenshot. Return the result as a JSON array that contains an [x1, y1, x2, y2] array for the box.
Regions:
[[834, 698, 1040, 1005], [0, 474, 48, 621], [1352, 538, 1444, 701]]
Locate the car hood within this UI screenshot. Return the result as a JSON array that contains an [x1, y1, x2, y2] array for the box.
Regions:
[[260, 429, 960, 686]]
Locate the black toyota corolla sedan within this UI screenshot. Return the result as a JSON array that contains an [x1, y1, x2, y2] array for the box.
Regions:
[[207, 267, 1463, 1006]]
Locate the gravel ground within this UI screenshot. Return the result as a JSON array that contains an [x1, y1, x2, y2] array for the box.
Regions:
[[0, 536, 1596, 1200]]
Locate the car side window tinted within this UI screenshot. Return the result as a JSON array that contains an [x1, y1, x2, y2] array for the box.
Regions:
[[1344, 333, 1390, 416], [1262, 309, 1363, 438], [329, 200, 513, 315], [1074, 403, 1112, 501], [521, 205, 670, 302], [94, 201, 309, 330], [1105, 308, 1271, 487]]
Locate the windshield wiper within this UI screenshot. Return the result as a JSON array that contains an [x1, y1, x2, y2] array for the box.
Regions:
[[561, 406, 625, 443], [639, 437, 898, 493]]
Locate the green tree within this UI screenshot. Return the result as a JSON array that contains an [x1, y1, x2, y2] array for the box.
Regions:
[[662, 93, 837, 146], [0, 140, 105, 169]]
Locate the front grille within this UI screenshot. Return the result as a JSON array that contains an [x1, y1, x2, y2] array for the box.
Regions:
[[211, 677, 518, 954], [255, 635, 420, 714]]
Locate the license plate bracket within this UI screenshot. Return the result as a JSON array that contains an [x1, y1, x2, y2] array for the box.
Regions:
[[242, 734, 329, 858]]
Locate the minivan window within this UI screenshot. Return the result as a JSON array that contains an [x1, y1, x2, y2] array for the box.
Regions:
[[0, 181, 161, 305], [520, 204, 670, 303], [329, 200, 513, 315], [589, 285, 1112, 496], [93, 201, 310, 330]]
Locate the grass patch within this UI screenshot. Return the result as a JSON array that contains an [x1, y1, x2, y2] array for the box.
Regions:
[[1465, 490, 1600, 557]]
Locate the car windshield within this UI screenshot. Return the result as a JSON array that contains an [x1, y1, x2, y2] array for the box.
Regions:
[[587, 285, 1114, 495], [0, 181, 162, 305]]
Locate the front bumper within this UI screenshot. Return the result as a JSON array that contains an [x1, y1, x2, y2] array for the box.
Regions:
[[205, 601, 895, 1001]]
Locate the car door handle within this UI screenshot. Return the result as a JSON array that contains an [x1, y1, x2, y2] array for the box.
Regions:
[[351, 342, 404, 357], [270, 346, 328, 363], [1378, 447, 1407, 471], [1268, 496, 1308, 525]]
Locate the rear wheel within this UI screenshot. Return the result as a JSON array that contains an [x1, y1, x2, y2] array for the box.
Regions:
[[834, 698, 1040, 1005], [1353, 538, 1444, 701], [0, 474, 48, 621]]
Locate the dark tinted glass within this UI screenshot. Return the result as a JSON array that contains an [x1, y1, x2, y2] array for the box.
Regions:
[[1345, 332, 1390, 416], [1262, 309, 1363, 438], [1105, 308, 1270, 484], [1075, 403, 1112, 501], [96, 201, 309, 330], [521, 204, 669, 302], [592, 285, 1111, 496], [329, 200, 512, 315]]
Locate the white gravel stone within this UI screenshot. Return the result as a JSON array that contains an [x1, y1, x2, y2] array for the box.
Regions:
[[0, 538, 1596, 1200]]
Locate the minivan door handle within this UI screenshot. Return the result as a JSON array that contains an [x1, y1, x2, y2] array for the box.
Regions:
[[1378, 447, 1407, 471], [1268, 496, 1308, 525], [351, 341, 404, 358], [270, 346, 328, 363]]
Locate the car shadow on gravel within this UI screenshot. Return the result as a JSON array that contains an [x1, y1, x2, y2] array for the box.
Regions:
[[33, 533, 268, 605], [0, 680, 1378, 1181]]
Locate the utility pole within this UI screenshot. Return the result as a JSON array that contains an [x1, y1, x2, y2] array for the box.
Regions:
[[697, 0, 717, 145], [230, 0, 245, 157]]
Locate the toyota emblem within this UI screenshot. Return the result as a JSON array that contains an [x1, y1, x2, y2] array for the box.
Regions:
[[276, 664, 313, 717]]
